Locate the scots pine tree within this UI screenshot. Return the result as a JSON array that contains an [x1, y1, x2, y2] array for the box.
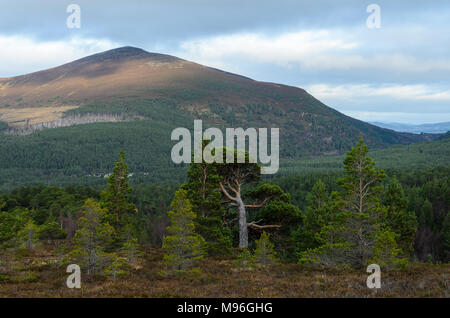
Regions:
[[0, 212, 16, 246], [70, 199, 115, 275], [233, 248, 254, 271], [122, 237, 143, 266], [162, 190, 205, 274], [336, 137, 386, 267], [182, 143, 232, 256], [298, 192, 350, 267], [213, 149, 260, 249], [102, 151, 136, 241], [299, 138, 408, 268], [104, 253, 128, 280], [253, 231, 278, 266], [292, 179, 331, 253], [213, 149, 297, 249], [383, 177, 417, 257], [18, 220, 39, 251], [246, 184, 302, 257]]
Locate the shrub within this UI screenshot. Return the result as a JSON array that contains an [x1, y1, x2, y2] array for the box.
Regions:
[[369, 228, 408, 270], [253, 231, 278, 267], [38, 222, 67, 240]]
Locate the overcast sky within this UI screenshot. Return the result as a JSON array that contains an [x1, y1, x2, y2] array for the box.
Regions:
[[0, 0, 449, 124]]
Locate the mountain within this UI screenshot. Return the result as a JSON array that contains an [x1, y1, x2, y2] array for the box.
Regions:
[[0, 46, 441, 189], [370, 121, 450, 134]]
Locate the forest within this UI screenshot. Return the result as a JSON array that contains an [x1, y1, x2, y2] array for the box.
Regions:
[[0, 137, 448, 298], [0, 97, 443, 191]]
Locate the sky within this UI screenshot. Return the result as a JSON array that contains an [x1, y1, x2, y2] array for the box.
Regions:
[[0, 0, 449, 124]]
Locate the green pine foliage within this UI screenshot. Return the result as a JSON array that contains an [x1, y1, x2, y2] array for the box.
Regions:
[[383, 177, 417, 257], [18, 220, 39, 251], [369, 228, 408, 269], [338, 137, 387, 215], [0, 211, 22, 247], [291, 179, 331, 254], [298, 197, 351, 267], [70, 199, 115, 275], [297, 138, 411, 268], [122, 238, 143, 266], [104, 253, 128, 280], [233, 248, 254, 271], [101, 151, 137, 241], [37, 222, 66, 241], [162, 190, 205, 275], [253, 231, 278, 266], [247, 184, 302, 257], [182, 142, 232, 256]]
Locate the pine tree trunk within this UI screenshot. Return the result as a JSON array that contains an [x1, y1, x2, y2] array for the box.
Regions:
[[236, 195, 248, 248]]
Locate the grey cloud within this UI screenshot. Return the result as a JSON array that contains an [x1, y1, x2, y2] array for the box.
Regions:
[[1, 0, 449, 45]]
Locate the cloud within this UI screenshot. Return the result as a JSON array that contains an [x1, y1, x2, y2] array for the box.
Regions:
[[306, 84, 450, 102], [172, 28, 450, 78], [1, 0, 448, 45], [177, 30, 358, 68], [0, 35, 120, 77], [304, 83, 450, 119]]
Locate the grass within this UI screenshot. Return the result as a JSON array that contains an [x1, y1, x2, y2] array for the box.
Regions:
[[0, 246, 448, 298]]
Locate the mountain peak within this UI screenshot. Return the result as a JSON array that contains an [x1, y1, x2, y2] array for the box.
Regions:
[[0, 46, 183, 86], [74, 46, 180, 64]]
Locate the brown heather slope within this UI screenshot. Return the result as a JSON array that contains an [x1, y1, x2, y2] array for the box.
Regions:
[[0, 46, 269, 110], [0, 47, 199, 108]]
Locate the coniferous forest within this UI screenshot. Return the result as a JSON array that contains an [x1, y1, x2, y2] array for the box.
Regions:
[[0, 137, 448, 297]]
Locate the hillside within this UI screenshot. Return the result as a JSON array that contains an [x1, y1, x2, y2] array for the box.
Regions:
[[0, 47, 440, 189]]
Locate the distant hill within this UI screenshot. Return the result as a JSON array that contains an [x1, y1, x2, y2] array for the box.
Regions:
[[370, 121, 450, 134], [0, 46, 441, 189]]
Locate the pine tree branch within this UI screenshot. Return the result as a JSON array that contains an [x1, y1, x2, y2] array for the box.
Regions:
[[219, 182, 237, 202]]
